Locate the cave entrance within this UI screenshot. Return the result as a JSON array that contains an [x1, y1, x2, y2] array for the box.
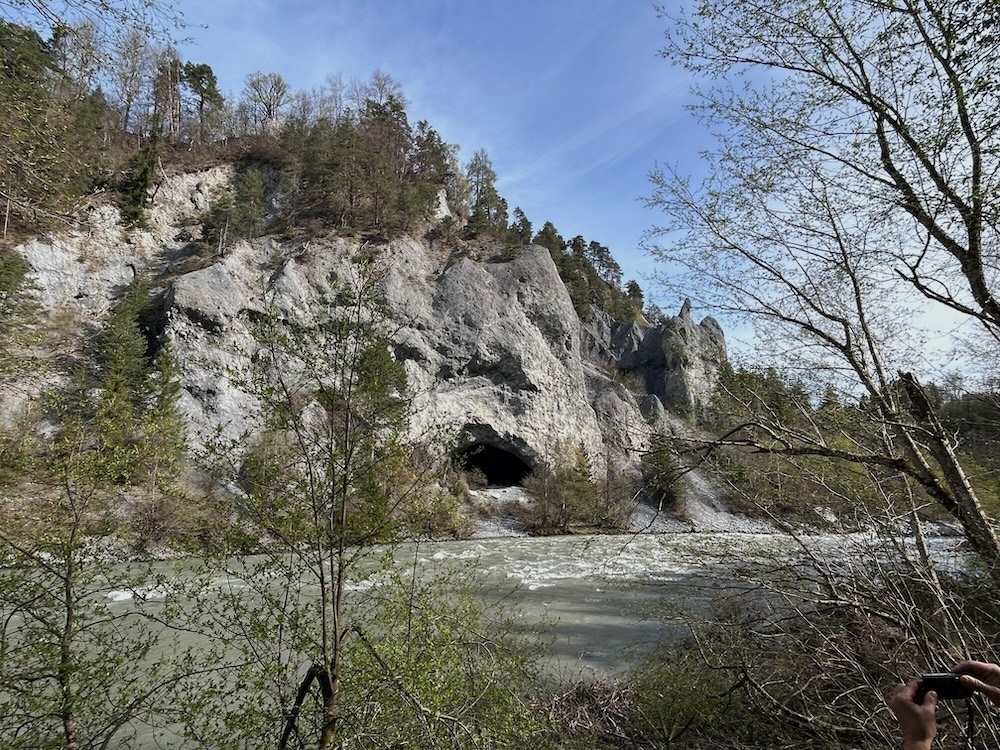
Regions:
[[458, 443, 533, 487]]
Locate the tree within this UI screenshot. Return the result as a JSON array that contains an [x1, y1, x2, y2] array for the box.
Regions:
[[0, 276, 191, 749], [0, 0, 181, 33], [410, 119, 450, 185], [316, 73, 347, 124], [465, 148, 507, 234], [204, 167, 265, 251], [585, 239, 622, 289], [508, 206, 532, 245], [0, 247, 38, 486], [242, 71, 289, 135], [182, 61, 222, 143], [106, 24, 152, 134], [531, 221, 565, 255], [443, 149, 470, 221], [521, 443, 619, 532], [0, 247, 37, 367], [359, 94, 412, 227], [0, 401, 187, 749], [48, 21, 100, 101], [0, 21, 64, 227], [199, 254, 410, 747], [0, 19, 113, 231], [116, 133, 158, 225], [345, 69, 406, 113], [365, 68, 405, 107], [151, 45, 181, 139], [625, 280, 644, 310], [648, 0, 1000, 563]]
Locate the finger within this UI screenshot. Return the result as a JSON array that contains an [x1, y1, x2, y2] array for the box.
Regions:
[[893, 680, 923, 704], [924, 690, 939, 711], [954, 661, 1000, 683], [960, 675, 1000, 705], [896, 680, 918, 697], [889, 682, 910, 711]]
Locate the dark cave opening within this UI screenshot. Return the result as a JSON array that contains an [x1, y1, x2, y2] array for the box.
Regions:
[[458, 443, 533, 487]]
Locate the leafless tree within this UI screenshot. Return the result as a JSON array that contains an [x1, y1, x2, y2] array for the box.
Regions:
[[647, 0, 1000, 563], [242, 70, 290, 135]]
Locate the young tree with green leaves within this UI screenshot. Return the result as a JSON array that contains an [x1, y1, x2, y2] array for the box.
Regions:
[[0, 20, 91, 231], [0, 379, 191, 750], [0, 276, 191, 749], [185, 247, 547, 749], [0, 247, 38, 486], [522, 443, 618, 532]]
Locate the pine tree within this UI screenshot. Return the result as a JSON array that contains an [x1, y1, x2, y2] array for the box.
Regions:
[[465, 148, 507, 234]]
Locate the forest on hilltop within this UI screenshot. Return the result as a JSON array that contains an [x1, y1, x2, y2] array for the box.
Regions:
[[0, 14, 649, 323]]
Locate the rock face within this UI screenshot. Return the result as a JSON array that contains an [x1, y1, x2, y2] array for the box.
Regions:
[[584, 300, 726, 415], [383, 240, 606, 474], [13, 168, 728, 490]]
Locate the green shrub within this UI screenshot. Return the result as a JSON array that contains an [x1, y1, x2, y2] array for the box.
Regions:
[[521, 445, 624, 533], [640, 436, 686, 512], [630, 644, 753, 746]]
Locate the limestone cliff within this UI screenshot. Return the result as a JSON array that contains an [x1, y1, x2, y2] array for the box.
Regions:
[[13, 168, 727, 500], [584, 300, 727, 416]]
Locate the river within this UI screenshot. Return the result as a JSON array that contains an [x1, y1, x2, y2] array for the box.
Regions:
[[104, 530, 967, 677], [4, 528, 964, 749]]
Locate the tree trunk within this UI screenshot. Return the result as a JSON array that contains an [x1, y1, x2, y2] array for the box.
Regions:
[[898, 372, 1000, 564]]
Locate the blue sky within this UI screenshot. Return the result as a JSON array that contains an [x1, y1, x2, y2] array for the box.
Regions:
[[173, 0, 707, 313]]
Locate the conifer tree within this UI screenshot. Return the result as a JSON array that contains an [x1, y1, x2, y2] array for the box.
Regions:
[[465, 148, 507, 234], [182, 61, 223, 142], [509, 206, 532, 245]]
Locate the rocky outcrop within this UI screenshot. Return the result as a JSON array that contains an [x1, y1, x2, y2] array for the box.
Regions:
[[383, 240, 607, 473], [584, 300, 726, 415], [20, 166, 232, 321], [14, 168, 728, 496]]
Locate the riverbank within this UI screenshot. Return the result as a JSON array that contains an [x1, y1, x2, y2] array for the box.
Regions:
[[465, 476, 780, 539]]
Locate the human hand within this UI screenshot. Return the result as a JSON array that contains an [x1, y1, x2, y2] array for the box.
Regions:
[[889, 680, 937, 750], [952, 660, 1000, 706]]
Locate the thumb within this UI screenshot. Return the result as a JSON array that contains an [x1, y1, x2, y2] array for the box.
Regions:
[[924, 690, 939, 711]]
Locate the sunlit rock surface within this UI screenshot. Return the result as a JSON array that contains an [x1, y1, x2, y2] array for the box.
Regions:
[[14, 168, 732, 527]]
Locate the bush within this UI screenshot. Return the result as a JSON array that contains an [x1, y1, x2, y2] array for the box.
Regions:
[[520, 445, 625, 533], [626, 529, 1000, 749], [639, 437, 686, 513], [630, 644, 753, 747]]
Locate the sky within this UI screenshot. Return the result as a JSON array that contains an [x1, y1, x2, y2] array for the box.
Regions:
[[171, 0, 708, 315]]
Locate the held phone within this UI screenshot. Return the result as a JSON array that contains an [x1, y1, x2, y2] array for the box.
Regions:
[[920, 673, 973, 700]]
